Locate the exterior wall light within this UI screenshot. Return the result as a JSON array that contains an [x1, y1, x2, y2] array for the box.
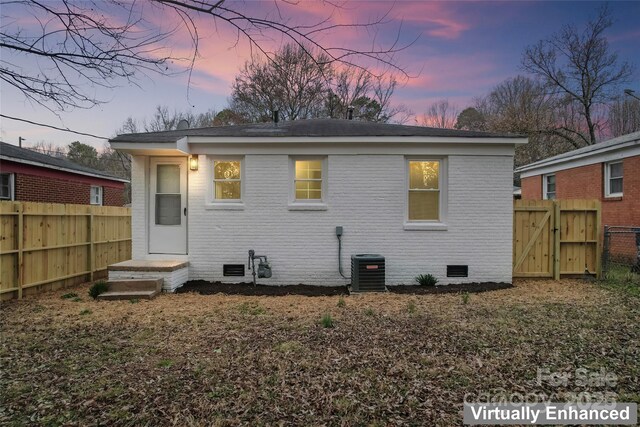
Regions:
[[189, 155, 199, 171]]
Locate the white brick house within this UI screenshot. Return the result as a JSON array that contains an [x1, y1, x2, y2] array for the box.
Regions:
[[110, 119, 526, 290]]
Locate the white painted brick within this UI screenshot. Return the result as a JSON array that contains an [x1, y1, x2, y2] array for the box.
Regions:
[[132, 153, 514, 286]]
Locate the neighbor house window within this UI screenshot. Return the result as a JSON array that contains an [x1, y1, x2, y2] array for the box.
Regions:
[[543, 174, 556, 200], [213, 160, 242, 201], [90, 185, 102, 205], [604, 161, 623, 197], [0, 173, 14, 200], [408, 160, 441, 221], [294, 159, 323, 200]]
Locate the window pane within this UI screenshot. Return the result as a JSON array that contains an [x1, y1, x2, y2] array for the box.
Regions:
[[546, 175, 555, 185], [547, 183, 555, 192], [408, 191, 439, 221], [547, 192, 556, 200], [295, 180, 322, 200], [215, 181, 241, 199], [214, 161, 241, 180], [295, 160, 322, 180], [155, 194, 181, 225], [409, 161, 439, 190], [609, 162, 623, 179], [1, 174, 10, 198], [610, 177, 623, 194], [157, 165, 180, 193]]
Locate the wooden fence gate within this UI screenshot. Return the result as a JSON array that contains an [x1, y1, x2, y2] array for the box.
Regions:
[[513, 199, 601, 279]]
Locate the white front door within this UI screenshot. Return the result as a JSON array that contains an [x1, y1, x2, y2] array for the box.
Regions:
[[149, 157, 187, 254]]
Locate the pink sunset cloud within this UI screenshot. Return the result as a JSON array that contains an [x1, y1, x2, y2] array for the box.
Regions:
[[134, 1, 473, 97]]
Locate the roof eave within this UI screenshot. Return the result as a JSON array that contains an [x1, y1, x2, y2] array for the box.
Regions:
[[0, 155, 129, 183], [111, 135, 528, 147], [515, 139, 639, 174]]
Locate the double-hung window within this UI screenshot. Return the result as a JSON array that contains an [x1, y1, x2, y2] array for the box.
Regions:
[[90, 185, 103, 205], [213, 160, 242, 201], [543, 174, 556, 200], [604, 161, 623, 197], [407, 159, 442, 222], [294, 159, 323, 201], [0, 173, 14, 200]]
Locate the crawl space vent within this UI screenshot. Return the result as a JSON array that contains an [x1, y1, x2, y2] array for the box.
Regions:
[[223, 264, 245, 277], [447, 265, 468, 278]]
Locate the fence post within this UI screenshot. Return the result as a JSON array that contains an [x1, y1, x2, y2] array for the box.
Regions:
[[553, 201, 561, 280], [89, 211, 94, 282], [17, 202, 24, 299], [595, 203, 602, 279], [601, 225, 610, 278]]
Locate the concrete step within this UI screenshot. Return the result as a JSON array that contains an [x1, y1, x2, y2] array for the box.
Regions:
[[97, 290, 159, 301], [107, 278, 163, 292]]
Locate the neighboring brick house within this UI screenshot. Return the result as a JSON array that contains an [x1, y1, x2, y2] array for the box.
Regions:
[[0, 141, 128, 206], [516, 131, 640, 227]]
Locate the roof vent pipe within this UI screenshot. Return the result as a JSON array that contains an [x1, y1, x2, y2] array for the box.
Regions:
[[347, 106, 354, 120], [273, 109, 279, 125]]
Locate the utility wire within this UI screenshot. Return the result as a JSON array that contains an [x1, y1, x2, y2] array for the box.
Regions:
[[0, 114, 109, 140]]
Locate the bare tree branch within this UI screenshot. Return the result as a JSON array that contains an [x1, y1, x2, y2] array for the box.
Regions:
[[1, 0, 417, 112]]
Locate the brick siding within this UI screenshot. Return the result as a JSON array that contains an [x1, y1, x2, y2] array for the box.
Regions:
[[521, 155, 640, 226], [12, 173, 124, 206]]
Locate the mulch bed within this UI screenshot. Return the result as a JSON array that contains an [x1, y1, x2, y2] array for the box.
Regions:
[[177, 280, 349, 296], [178, 280, 512, 296], [387, 281, 513, 294]]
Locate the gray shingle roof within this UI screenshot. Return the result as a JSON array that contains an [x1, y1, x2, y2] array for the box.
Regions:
[[109, 118, 522, 143], [516, 131, 640, 173], [0, 141, 126, 182]]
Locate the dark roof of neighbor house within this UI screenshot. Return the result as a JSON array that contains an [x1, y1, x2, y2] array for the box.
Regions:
[[109, 118, 522, 143], [0, 141, 128, 182], [516, 131, 640, 173]]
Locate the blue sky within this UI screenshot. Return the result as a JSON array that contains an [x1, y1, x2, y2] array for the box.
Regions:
[[1, 1, 638, 149]]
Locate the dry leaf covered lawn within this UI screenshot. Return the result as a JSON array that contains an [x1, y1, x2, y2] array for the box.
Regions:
[[1, 280, 639, 426]]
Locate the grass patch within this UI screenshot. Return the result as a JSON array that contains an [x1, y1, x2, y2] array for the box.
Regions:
[[600, 264, 640, 297], [337, 297, 346, 308], [157, 359, 174, 368], [461, 292, 470, 305], [79, 309, 92, 316], [238, 302, 267, 315], [407, 300, 417, 314], [274, 340, 303, 353], [61, 292, 78, 299], [364, 307, 374, 316], [320, 313, 334, 328]]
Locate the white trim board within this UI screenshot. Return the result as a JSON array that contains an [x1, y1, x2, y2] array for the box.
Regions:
[[517, 141, 640, 178]]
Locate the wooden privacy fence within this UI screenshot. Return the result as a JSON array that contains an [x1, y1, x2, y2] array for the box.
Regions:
[[513, 199, 601, 279], [1, 201, 131, 300]]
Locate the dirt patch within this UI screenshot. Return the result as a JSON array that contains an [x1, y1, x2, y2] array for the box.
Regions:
[[177, 280, 349, 296], [388, 281, 513, 294]]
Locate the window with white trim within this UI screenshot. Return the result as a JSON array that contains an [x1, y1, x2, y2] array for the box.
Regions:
[[90, 185, 103, 205], [213, 160, 242, 201], [543, 174, 556, 200], [294, 159, 324, 201], [407, 159, 442, 221], [0, 173, 14, 200], [604, 161, 623, 197]]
